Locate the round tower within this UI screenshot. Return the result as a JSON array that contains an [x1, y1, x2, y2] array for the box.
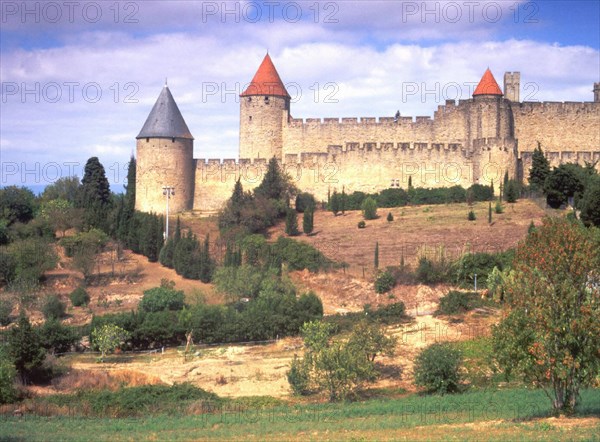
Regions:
[[239, 53, 290, 160], [469, 69, 517, 184], [135, 84, 194, 214]]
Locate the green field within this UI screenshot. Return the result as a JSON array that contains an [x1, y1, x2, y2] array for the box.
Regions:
[[2, 388, 599, 441]]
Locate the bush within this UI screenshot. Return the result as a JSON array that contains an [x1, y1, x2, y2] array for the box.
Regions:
[[453, 251, 511, 288], [374, 271, 395, 293], [0, 298, 13, 326], [365, 302, 407, 324], [139, 285, 185, 312], [361, 197, 378, 220], [494, 200, 503, 214], [285, 208, 299, 236], [287, 355, 311, 395], [69, 287, 90, 307], [414, 343, 462, 394], [273, 237, 331, 272], [358, 220, 366, 229], [0, 347, 17, 404], [436, 291, 481, 315], [42, 295, 66, 320], [295, 192, 316, 213], [37, 319, 80, 354], [468, 210, 476, 221], [415, 257, 449, 284], [387, 212, 394, 222]]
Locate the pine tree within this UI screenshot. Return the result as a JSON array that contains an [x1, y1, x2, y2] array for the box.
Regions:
[[285, 208, 299, 236], [529, 143, 550, 192], [79, 157, 112, 232], [303, 205, 314, 235], [374, 241, 379, 269]]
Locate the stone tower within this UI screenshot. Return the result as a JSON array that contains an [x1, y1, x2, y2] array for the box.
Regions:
[[503, 71, 520, 102], [594, 82, 600, 102], [470, 69, 517, 183], [239, 54, 290, 160], [135, 84, 195, 214]]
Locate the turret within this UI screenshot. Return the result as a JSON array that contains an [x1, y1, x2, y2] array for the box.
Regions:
[[239, 53, 290, 160], [503, 72, 520, 102], [135, 84, 194, 214]]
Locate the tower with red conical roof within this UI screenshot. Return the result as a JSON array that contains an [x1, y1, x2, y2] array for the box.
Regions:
[[239, 53, 291, 160]]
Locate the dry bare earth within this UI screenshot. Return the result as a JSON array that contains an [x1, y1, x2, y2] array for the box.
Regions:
[[269, 199, 548, 272]]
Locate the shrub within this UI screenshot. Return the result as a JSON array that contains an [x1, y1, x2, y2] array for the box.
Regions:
[[387, 212, 394, 222], [365, 302, 406, 324], [374, 270, 395, 294], [69, 287, 90, 307], [139, 285, 185, 312], [273, 237, 330, 272], [361, 196, 378, 220], [42, 295, 66, 320], [436, 291, 480, 315], [0, 347, 17, 404], [494, 200, 503, 214], [505, 180, 519, 203], [415, 257, 449, 284], [467, 210, 476, 221], [357, 220, 366, 229], [287, 355, 311, 395], [285, 208, 299, 236], [414, 343, 462, 394], [0, 298, 13, 326], [295, 192, 316, 213], [453, 251, 511, 288], [37, 319, 80, 354]]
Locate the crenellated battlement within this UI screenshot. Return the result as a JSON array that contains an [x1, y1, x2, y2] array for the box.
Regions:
[[515, 101, 599, 113]]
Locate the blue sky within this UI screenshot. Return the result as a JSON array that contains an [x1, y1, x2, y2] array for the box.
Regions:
[[1, 0, 599, 189]]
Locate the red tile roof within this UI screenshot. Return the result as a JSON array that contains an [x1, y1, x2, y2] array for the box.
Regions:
[[473, 68, 503, 96], [241, 53, 290, 98]]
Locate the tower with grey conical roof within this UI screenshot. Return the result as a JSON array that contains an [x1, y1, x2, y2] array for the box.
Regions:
[[135, 84, 195, 214]]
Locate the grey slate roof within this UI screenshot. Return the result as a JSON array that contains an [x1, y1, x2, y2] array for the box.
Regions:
[[136, 86, 194, 140]]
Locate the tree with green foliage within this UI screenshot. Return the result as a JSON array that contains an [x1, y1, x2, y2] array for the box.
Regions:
[[495, 200, 503, 214], [254, 157, 295, 204], [505, 180, 519, 203], [492, 217, 600, 413], [173, 230, 200, 279], [0, 186, 37, 226], [488, 202, 492, 224], [37, 319, 79, 355], [8, 312, 46, 384], [91, 324, 129, 362], [303, 205, 314, 235], [387, 212, 394, 222], [414, 343, 462, 394], [285, 208, 299, 236], [341, 186, 346, 215], [41, 176, 81, 205], [579, 175, 600, 227], [140, 282, 185, 312], [543, 163, 585, 208], [116, 156, 136, 243], [374, 241, 379, 269], [330, 189, 341, 216], [199, 234, 215, 283], [7, 237, 58, 285], [78, 157, 112, 232], [529, 143, 551, 192], [374, 270, 395, 293], [290, 320, 393, 401], [39, 198, 80, 237], [42, 295, 66, 320], [159, 217, 181, 268], [361, 196, 378, 220], [0, 347, 17, 404]]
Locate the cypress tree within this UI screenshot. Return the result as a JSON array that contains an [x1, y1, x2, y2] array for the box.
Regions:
[[79, 157, 112, 232], [331, 190, 340, 216], [488, 202, 492, 224], [529, 143, 550, 192], [285, 208, 299, 236], [374, 241, 379, 269], [199, 234, 214, 283], [303, 205, 314, 235], [341, 186, 346, 215]]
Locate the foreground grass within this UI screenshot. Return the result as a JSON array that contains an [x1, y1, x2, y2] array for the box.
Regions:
[[1, 388, 599, 441]]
